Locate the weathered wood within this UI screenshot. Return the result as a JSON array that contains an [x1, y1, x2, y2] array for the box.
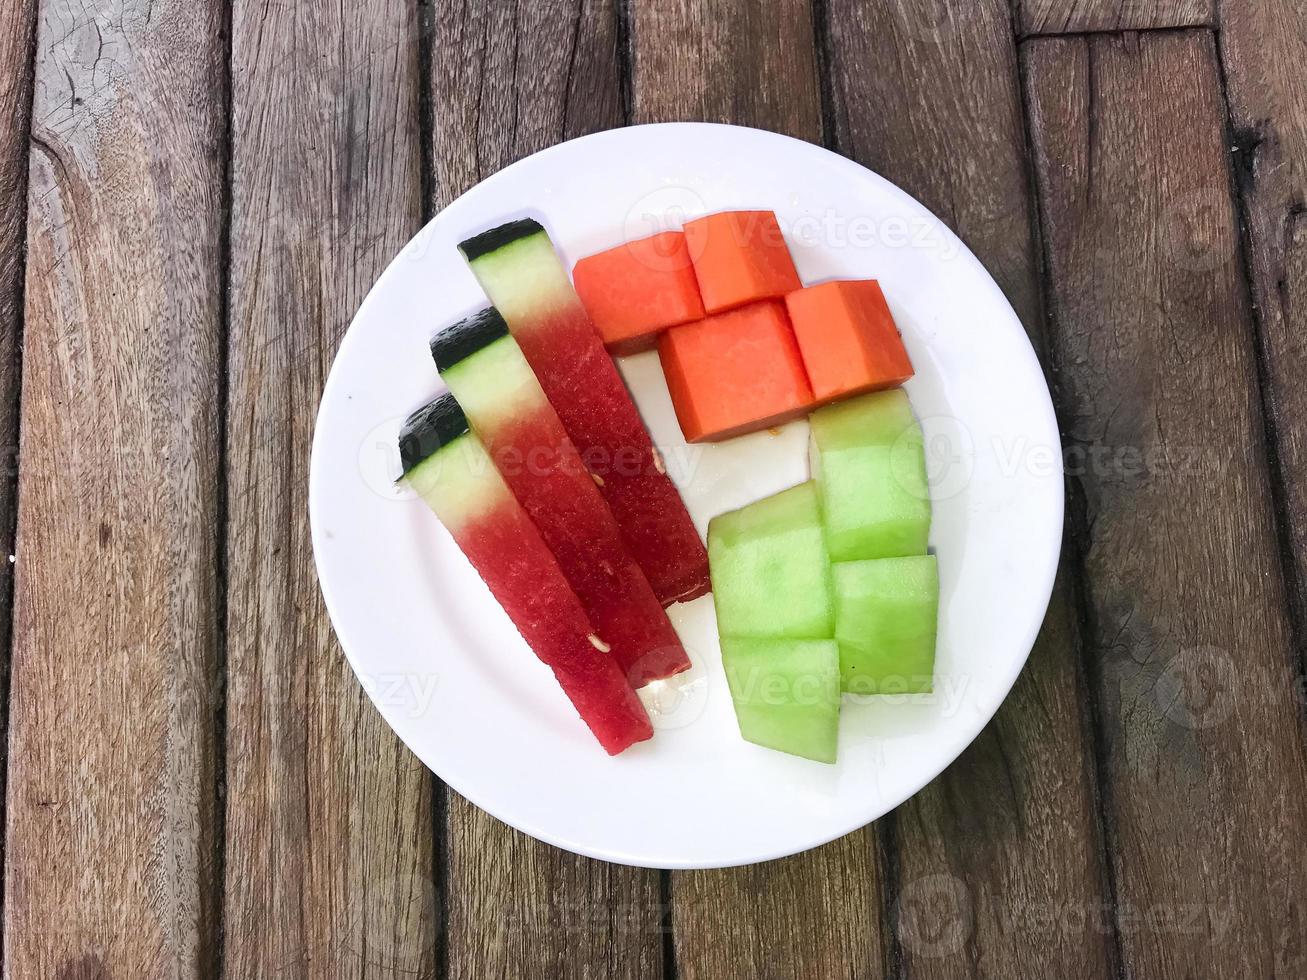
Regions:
[[444, 812, 663, 980], [428, 3, 663, 978], [827, 0, 1042, 332], [1019, 0, 1213, 34], [1025, 30, 1307, 977], [669, 838, 890, 980], [1219, 0, 1307, 668], [0, 0, 36, 891], [430, 0, 624, 203], [823, 3, 1113, 975], [3, 0, 226, 975], [629, 0, 822, 140], [630, 4, 889, 977], [222, 1, 435, 976]]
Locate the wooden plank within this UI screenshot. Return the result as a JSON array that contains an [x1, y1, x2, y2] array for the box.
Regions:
[[427, 3, 665, 978], [628, 0, 821, 139], [430, 0, 624, 202], [1018, 0, 1213, 35], [444, 814, 662, 980], [3, 0, 226, 975], [827, 0, 1041, 330], [1219, 0, 1307, 662], [668, 839, 890, 980], [629, 4, 890, 977], [0, 0, 36, 856], [823, 3, 1112, 975], [1024, 30, 1307, 978], [222, 1, 436, 976]]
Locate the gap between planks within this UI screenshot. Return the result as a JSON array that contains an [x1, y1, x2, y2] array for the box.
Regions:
[[210, 0, 238, 974]]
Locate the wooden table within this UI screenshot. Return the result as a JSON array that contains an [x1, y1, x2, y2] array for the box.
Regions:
[[2, 1, 1305, 977]]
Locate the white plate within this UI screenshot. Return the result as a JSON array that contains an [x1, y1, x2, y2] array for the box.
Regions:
[[310, 123, 1063, 869]]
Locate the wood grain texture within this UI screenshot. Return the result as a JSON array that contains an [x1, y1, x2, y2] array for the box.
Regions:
[[629, 0, 822, 139], [1025, 30, 1307, 978], [669, 838, 889, 980], [0, 0, 34, 675], [630, 4, 889, 978], [428, 3, 663, 978], [3, 0, 226, 975], [1018, 0, 1214, 34], [444, 813, 663, 980], [1219, 0, 1307, 669], [223, 1, 435, 976], [824, 3, 1112, 975], [430, 0, 624, 206]]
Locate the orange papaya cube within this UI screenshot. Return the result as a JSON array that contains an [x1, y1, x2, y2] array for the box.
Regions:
[[683, 210, 802, 313], [658, 300, 814, 443], [573, 231, 707, 355], [784, 280, 914, 403]]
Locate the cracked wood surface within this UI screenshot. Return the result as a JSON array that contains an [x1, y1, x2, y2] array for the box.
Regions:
[[1218, 0, 1307, 674], [1025, 29, 1307, 978], [0, 0, 32, 668], [4, 0, 226, 975]]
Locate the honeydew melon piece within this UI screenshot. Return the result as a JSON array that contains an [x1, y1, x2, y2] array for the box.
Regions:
[[810, 443, 930, 561], [721, 637, 839, 763], [833, 555, 938, 695], [808, 389, 931, 561], [707, 481, 834, 639]]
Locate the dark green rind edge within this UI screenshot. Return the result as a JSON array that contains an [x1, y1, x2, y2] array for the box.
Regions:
[[430, 307, 510, 372], [458, 218, 545, 261], [398, 392, 469, 475]]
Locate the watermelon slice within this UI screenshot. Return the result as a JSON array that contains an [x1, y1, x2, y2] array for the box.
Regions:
[[432, 308, 691, 687], [399, 394, 653, 755], [459, 219, 710, 606]]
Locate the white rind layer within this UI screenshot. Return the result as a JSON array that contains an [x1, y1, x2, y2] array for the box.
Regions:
[[441, 335, 549, 430], [468, 231, 575, 326], [404, 432, 511, 529]]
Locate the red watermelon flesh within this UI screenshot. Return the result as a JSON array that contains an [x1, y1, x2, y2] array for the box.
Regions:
[[460, 221, 711, 605], [401, 404, 653, 755], [438, 331, 692, 687]]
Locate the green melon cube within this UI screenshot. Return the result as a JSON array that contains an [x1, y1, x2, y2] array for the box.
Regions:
[[809, 389, 931, 561], [707, 481, 834, 638], [811, 443, 931, 561], [721, 637, 840, 763], [834, 556, 939, 695], [810, 388, 920, 452]]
